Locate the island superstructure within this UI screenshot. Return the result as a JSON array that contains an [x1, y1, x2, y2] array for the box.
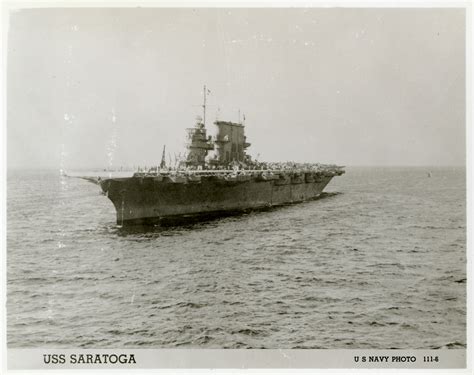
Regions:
[[80, 87, 345, 225]]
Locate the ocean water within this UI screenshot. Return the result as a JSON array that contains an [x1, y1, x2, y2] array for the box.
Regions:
[[7, 167, 466, 348]]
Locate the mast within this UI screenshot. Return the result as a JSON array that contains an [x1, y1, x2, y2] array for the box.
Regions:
[[202, 85, 207, 127], [160, 145, 166, 168]]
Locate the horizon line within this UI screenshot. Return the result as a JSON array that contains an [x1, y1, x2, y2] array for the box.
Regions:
[[5, 165, 468, 171]]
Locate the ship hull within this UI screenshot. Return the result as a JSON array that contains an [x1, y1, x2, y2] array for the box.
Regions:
[[100, 175, 334, 225]]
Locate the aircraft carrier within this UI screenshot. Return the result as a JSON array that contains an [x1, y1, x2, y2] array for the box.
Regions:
[[79, 87, 345, 225]]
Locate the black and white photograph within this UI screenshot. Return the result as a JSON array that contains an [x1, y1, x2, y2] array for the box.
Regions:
[[3, 2, 470, 371]]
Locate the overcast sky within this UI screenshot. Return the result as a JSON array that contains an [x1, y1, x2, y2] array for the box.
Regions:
[[7, 7, 465, 169]]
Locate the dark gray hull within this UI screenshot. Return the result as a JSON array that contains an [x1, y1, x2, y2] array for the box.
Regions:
[[100, 175, 334, 225]]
